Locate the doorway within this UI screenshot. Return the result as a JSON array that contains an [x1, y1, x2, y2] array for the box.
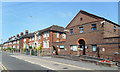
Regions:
[[78, 39, 86, 55]]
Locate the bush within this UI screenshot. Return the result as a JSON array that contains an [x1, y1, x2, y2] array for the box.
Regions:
[[23, 47, 26, 52], [38, 45, 42, 51], [3, 48, 7, 51], [31, 50, 34, 55], [7, 47, 12, 51], [29, 46, 32, 49]]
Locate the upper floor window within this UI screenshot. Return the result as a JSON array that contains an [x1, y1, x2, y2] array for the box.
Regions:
[[79, 27, 83, 33], [62, 33, 66, 39], [48, 31, 49, 37], [57, 32, 59, 38], [70, 29, 73, 35], [92, 24, 97, 31], [32, 37, 34, 41], [92, 45, 97, 51], [44, 32, 48, 38], [101, 23, 104, 28], [38, 35, 41, 40], [114, 26, 116, 32], [24, 38, 26, 42]]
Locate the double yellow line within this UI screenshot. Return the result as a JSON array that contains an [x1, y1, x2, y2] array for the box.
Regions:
[[0, 62, 7, 70]]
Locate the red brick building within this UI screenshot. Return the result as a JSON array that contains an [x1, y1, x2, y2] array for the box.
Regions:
[[56, 10, 120, 61], [3, 25, 66, 55]]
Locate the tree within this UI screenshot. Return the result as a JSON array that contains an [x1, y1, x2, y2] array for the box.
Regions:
[[7, 47, 12, 51], [38, 44, 42, 51], [29, 46, 32, 55], [29, 46, 32, 49], [23, 47, 26, 52]]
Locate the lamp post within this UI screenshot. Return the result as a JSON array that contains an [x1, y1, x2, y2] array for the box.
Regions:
[[34, 31, 39, 56]]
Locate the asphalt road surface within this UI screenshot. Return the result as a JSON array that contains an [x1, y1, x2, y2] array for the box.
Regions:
[[2, 52, 48, 70], [0, 52, 119, 72]]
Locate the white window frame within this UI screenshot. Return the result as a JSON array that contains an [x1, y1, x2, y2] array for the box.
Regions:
[[62, 33, 66, 39], [57, 32, 59, 38]]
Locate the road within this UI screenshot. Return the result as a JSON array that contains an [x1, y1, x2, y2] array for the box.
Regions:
[[0, 51, 119, 72], [1, 52, 48, 70]]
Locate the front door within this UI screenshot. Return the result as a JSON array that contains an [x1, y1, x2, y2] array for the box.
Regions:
[[78, 39, 86, 55]]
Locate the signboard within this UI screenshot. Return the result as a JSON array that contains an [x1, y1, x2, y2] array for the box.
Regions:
[[73, 46, 77, 51], [60, 45, 65, 49]]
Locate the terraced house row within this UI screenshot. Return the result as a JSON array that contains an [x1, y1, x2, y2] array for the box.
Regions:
[[3, 10, 120, 61], [3, 25, 66, 55]]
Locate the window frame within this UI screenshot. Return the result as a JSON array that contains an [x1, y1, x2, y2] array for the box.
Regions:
[[91, 24, 97, 31], [79, 26, 84, 33], [57, 32, 59, 38], [62, 33, 66, 39], [114, 26, 116, 32], [92, 45, 97, 52], [70, 29, 73, 35]]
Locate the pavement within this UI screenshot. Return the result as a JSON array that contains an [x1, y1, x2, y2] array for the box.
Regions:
[[0, 51, 118, 72], [10, 52, 118, 70]]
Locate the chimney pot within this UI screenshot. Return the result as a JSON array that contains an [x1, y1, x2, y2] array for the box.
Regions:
[[25, 30, 29, 35], [21, 32, 23, 36], [17, 34, 19, 37]]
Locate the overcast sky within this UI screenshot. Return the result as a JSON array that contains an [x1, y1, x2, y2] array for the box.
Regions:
[[2, 2, 118, 42]]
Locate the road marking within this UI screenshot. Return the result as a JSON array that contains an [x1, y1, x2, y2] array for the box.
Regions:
[[11, 55, 93, 70], [0, 62, 7, 70], [0, 64, 4, 70]]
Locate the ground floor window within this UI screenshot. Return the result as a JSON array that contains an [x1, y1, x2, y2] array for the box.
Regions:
[[70, 45, 77, 51], [43, 40, 49, 48], [59, 45, 65, 49], [92, 45, 97, 51]]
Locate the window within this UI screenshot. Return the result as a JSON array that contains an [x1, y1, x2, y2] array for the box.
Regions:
[[48, 32, 49, 37], [57, 45, 59, 47], [101, 23, 104, 28], [38, 35, 41, 40], [43, 32, 48, 38], [92, 45, 97, 51], [62, 33, 66, 39], [17, 41, 19, 44], [114, 26, 116, 32], [56, 40, 59, 42], [92, 24, 97, 31], [70, 45, 77, 51], [70, 29, 73, 34], [47, 41, 49, 48], [70, 45, 73, 50], [60, 45, 65, 49], [24, 38, 26, 42], [32, 37, 34, 41], [57, 32, 59, 38], [79, 27, 83, 33], [43, 40, 49, 48]]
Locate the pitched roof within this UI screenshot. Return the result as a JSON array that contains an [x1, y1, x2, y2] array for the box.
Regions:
[[66, 10, 120, 28], [19, 33, 35, 39], [37, 25, 65, 35]]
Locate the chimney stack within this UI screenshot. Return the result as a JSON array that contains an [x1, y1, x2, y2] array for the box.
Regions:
[[11, 37, 13, 38], [25, 30, 28, 35], [13, 36, 15, 37], [17, 34, 19, 37], [21, 32, 23, 36], [9, 38, 11, 40]]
